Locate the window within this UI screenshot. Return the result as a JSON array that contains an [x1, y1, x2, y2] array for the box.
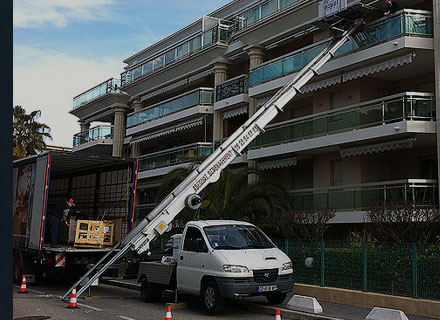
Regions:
[[189, 36, 201, 52], [133, 66, 142, 80], [153, 56, 164, 69], [177, 43, 189, 58], [183, 227, 208, 252], [164, 49, 176, 65]]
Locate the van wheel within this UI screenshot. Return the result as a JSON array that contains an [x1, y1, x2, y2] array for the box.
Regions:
[[202, 280, 223, 315], [140, 280, 161, 302], [265, 292, 287, 304]]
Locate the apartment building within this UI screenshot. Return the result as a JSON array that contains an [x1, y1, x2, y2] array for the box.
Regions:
[[70, 0, 439, 226]]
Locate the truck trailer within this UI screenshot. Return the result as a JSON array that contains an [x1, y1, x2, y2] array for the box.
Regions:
[[13, 151, 138, 284]]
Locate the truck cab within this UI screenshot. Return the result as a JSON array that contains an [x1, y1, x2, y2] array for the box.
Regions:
[[138, 220, 294, 314]]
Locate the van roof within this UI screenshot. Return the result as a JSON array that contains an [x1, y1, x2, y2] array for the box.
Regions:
[[187, 220, 254, 228]]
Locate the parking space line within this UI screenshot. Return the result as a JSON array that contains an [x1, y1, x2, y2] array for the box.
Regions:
[[117, 316, 137, 320], [77, 302, 103, 311]]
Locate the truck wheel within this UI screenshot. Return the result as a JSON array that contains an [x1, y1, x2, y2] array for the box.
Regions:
[[202, 280, 223, 315], [265, 292, 287, 304], [13, 251, 23, 285], [140, 280, 161, 302]]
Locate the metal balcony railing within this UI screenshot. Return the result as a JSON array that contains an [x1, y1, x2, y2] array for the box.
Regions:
[[290, 179, 438, 210], [126, 88, 214, 129], [215, 74, 248, 102], [73, 125, 113, 147], [248, 92, 435, 150], [72, 78, 121, 109], [138, 142, 213, 171], [249, 10, 433, 86]]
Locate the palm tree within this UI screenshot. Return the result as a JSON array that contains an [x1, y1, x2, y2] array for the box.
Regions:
[[13, 106, 52, 160], [157, 162, 291, 232]]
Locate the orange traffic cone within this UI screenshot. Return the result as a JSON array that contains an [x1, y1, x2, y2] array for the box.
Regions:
[[275, 309, 281, 320], [66, 285, 79, 309], [18, 275, 28, 293], [165, 305, 172, 320]]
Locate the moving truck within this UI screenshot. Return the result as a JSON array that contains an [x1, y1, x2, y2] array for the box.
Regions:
[[13, 151, 138, 284], [138, 220, 294, 314]]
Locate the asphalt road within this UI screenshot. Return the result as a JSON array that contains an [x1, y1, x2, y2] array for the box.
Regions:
[[13, 282, 277, 320]]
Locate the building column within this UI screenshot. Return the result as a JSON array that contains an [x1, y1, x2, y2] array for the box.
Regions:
[[213, 59, 230, 142], [79, 120, 90, 133], [434, 0, 440, 203], [112, 106, 126, 157], [131, 97, 143, 158], [246, 45, 266, 184]]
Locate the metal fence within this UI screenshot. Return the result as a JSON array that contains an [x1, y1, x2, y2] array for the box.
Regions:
[[272, 239, 440, 301]]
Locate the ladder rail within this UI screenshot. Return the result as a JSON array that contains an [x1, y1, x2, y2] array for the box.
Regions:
[[64, 20, 362, 300]]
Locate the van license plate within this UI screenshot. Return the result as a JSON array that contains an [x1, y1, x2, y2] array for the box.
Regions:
[[257, 285, 278, 292]]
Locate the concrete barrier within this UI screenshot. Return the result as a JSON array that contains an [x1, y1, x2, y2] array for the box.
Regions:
[[365, 307, 409, 320], [287, 295, 323, 314]]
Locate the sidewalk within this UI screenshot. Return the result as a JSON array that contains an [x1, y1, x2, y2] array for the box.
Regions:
[[101, 277, 438, 320]]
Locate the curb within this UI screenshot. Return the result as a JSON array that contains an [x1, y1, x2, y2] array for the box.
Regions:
[[102, 278, 343, 320], [238, 302, 343, 320]]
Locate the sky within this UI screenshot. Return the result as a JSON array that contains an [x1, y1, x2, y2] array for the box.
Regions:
[[13, 0, 231, 147]]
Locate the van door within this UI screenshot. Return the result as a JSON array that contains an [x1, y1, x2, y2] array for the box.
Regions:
[[177, 226, 208, 294]]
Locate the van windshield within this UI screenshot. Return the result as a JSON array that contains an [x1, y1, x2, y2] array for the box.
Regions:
[[203, 224, 275, 250]]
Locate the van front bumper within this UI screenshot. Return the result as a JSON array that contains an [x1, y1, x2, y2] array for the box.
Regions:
[[215, 274, 294, 298]]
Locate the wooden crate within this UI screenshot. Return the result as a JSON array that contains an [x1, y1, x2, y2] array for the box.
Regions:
[[74, 220, 114, 248]]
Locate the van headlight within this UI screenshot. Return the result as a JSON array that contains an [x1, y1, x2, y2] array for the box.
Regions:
[[223, 264, 249, 273], [282, 262, 292, 271]]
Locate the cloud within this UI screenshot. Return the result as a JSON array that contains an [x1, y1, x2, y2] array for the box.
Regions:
[[14, 44, 124, 147], [14, 0, 114, 28]]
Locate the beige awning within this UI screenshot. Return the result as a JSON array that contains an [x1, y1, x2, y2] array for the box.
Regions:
[[302, 75, 342, 93], [343, 54, 413, 82], [340, 138, 414, 158], [223, 106, 248, 119], [258, 157, 298, 170], [130, 116, 205, 144]]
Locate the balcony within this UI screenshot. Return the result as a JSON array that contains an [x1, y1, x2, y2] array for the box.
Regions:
[[290, 179, 438, 212], [138, 142, 213, 178], [73, 78, 121, 109], [248, 92, 435, 160], [120, 24, 230, 96], [126, 88, 214, 136], [249, 10, 433, 89], [214, 75, 249, 112], [72, 125, 113, 153]]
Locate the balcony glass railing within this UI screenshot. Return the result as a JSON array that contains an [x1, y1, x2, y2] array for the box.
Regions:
[[216, 75, 248, 102], [73, 125, 113, 147], [233, 0, 298, 32], [121, 24, 230, 86], [249, 10, 433, 86], [126, 88, 214, 129], [249, 93, 435, 150], [73, 78, 121, 109], [139, 142, 213, 171], [290, 179, 438, 211]]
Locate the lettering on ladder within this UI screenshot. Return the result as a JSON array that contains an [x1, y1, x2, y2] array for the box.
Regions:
[[55, 253, 66, 267]]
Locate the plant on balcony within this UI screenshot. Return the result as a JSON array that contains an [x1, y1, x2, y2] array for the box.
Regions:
[[366, 201, 440, 243], [278, 208, 336, 240], [13, 106, 52, 160]]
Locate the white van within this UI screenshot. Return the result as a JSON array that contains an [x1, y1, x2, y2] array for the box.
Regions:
[[138, 220, 294, 314]]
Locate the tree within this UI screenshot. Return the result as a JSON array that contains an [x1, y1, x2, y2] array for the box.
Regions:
[[13, 106, 52, 160], [366, 201, 440, 243], [278, 208, 336, 240], [157, 163, 291, 233]]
